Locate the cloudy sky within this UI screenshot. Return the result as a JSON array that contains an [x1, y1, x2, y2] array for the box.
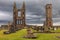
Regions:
[[0, 0, 60, 26]]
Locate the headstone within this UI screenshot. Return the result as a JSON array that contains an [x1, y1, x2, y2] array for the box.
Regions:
[[53, 27, 57, 30], [40, 27, 44, 32], [36, 27, 39, 32], [4, 31, 10, 34]]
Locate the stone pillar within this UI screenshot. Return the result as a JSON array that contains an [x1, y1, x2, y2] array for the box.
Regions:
[[46, 4, 53, 28], [43, 4, 53, 32], [13, 2, 18, 31], [21, 2, 26, 28]]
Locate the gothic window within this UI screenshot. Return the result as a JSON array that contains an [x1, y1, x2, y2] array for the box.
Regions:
[[21, 20, 22, 24], [16, 19, 22, 24], [18, 11, 21, 17], [18, 20, 20, 24], [16, 20, 19, 24]]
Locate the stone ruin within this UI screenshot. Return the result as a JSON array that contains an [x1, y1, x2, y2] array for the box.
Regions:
[[43, 4, 53, 32], [2, 1, 59, 35], [4, 2, 26, 34], [4, 22, 16, 34], [24, 27, 37, 39]]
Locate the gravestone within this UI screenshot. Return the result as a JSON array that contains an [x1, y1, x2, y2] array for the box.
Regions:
[[53, 27, 57, 31], [40, 27, 44, 32], [36, 27, 39, 32]]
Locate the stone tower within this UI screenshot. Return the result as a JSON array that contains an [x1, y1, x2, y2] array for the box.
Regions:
[[13, 2, 26, 30], [45, 4, 53, 28]]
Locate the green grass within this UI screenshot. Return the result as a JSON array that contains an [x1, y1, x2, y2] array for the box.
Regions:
[[0, 29, 60, 40]]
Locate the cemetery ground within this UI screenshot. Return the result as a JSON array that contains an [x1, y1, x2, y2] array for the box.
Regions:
[[0, 28, 60, 40]]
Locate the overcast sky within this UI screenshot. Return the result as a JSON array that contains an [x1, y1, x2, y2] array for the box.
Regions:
[[0, 0, 60, 25]]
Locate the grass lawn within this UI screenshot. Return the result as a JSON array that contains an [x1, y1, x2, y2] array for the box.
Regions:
[[0, 29, 60, 40]]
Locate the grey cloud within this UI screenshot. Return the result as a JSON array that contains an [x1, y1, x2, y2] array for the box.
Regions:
[[0, 0, 60, 25]]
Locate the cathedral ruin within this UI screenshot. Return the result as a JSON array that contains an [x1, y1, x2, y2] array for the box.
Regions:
[[13, 2, 26, 30]]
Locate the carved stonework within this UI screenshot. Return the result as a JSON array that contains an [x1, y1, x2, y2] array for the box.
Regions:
[[13, 2, 26, 30]]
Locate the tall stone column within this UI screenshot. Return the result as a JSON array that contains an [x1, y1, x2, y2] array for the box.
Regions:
[[46, 4, 53, 28], [21, 2, 26, 28], [43, 4, 53, 32]]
